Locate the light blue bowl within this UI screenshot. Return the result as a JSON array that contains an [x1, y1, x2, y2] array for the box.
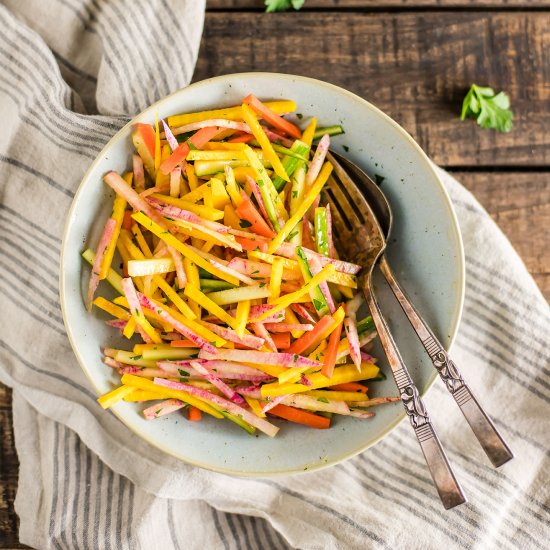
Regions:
[[60, 73, 464, 476]]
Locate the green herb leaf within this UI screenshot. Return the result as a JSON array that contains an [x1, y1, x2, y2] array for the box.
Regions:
[[239, 219, 253, 228], [155, 409, 162, 415], [317, 397, 329, 404], [178, 369, 190, 377], [129, 355, 142, 360], [312, 298, 324, 311], [265, 0, 305, 13], [460, 84, 513, 133]]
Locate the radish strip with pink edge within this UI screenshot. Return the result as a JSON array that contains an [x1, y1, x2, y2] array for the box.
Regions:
[[291, 303, 316, 323], [121, 277, 155, 343], [171, 119, 251, 135], [344, 315, 362, 370], [137, 292, 215, 352], [87, 218, 117, 310], [306, 134, 330, 187], [307, 254, 336, 314], [201, 321, 264, 350], [153, 378, 280, 437], [190, 361, 245, 404], [199, 348, 322, 368], [263, 323, 314, 333], [251, 322, 278, 352], [161, 120, 179, 151], [143, 399, 186, 419], [133, 154, 145, 193]]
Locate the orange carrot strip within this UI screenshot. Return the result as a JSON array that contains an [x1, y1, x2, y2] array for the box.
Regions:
[[287, 315, 334, 355], [266, 403, 330, 429], [122, 210, 133, 231], [234, 235, 268, 252], [170, 340, 198, 348], [328, 382, 368, 394], [243, 95, 302, 139], [160, 126, 220, 174], [271, 332, 291, 350], [321, 319, 344, 379], [235, 192, 276, 238], [228, 133, 254, 143], [188, 406, 202, 421]]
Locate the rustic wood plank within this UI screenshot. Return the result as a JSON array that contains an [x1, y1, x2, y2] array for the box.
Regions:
[[0, 384, 26, 549], [454, 171, 550, 300], [196, 11, 550, 167], [208, 1, 550, 9]]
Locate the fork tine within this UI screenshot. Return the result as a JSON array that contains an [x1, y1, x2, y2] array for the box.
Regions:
[[327, 153, 373, 221], [324, 190, 352, 241]]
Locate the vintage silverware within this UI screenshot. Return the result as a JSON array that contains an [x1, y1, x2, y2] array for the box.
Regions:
[[325, 152, 467, 509], [330, 152, 513, 468]]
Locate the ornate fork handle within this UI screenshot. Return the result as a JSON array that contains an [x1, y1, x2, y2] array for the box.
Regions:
[[363, 278, 467, 509], [379, 255, 513, 468]]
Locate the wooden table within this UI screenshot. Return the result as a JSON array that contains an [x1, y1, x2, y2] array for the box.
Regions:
[[1, 1, 549, 547]]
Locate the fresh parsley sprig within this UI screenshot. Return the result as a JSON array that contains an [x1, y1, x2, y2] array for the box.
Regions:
[[265, 0, 305, 12], [460, 84, 513, 133]]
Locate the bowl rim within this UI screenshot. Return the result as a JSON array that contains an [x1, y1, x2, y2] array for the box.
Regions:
[[60, 72, 465, 476]]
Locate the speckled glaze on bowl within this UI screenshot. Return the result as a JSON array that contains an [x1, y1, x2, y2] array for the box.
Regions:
[[60, 73, 464, 476]]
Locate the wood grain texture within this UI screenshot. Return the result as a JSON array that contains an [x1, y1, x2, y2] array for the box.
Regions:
[[196, 11, 550, 167], [208, 1, 550, 9], [454, 171, 550, 299]]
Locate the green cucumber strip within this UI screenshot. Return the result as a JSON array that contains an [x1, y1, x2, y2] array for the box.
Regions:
[[220, 411, 256, 435], [313, 125, 345, 141], [198, 267, 214, 279], [295, 246, 330, 316], [357, 316, 374, 335], [314, 207, 330, 257], [273, 140, 310, 191], [370, 371, 387, 381], [194, 159, 272, 177], [82, 248, 123, 295], [200, 279, 236, 292]]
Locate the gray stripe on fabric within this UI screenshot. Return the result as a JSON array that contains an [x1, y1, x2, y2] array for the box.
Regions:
[[48, 423, 62, 548], [365, 447, 492, 547], [464, 302, 550, 382], [0, 221, 60, 267], [0, 19, 118, 142], [126, 481, 135, 550], [58, 426, 72, 549], [0, 338, 96, 400], [457, 328, 550, 404], [52, 49, 98, 83], [115, 474, 125, 550], [493, 418, 549, 458], [272, 525, 290, 549], [82, 444, 92, 550], [0, 81, 97, 160], [0, 203, 61, 244], [0, 10, 116, 135], [167, 500, 182, 550], [258, 480, 388, 547], [260, 516, 278, 549], [70, 435, 84, 550], [236, 514, 259, 550], [249, 516, 264, 550], [104, 467, 115, 550], [0, 156, 74, 198], [0, 254, 62, 315], [0, 82, 96, 159], [92, 451, 104, 550], [466, 256, 550, 320], [1, 234, 60, 283], [459, 321, 550, 397], [211, 507, 230, 550], [466, 279, 550, 351], [342, 459, 467, 548], [225, 512, 243, 549], [0, 281, 66, 336]]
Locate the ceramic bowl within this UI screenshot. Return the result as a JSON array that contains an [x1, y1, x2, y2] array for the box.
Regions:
[[60, 73, 464, 475]]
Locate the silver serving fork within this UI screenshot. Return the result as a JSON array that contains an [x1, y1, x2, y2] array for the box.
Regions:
[[324, 152, 467, 509]]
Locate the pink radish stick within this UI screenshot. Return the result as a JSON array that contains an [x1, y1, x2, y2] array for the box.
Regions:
[[161, 119, 179, 151], [143, 399, 186, 419], [291, 303, 316, 323], [190, 361, 245, 404], [260, 394, 289, 414], [171, 119, 251, 136], [132, 154, 145, 193], [251, 322, 277, 352], [198, 348, 322, 368], [305, 134, 330, 187], [86, 218, 116, 310], [121, 277, 154, 343]]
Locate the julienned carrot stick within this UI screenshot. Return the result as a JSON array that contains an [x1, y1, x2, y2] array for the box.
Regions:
[[328, 382, 368, 394], [160, 126, 220, 174], [235, 191, 276, 238], [321, 319, 343, 379], [271, 332, 291, 349], [266, 403, 330, 429], [170, 340, 198, 348], [122, 210, 133, 231], [243, 94, 302, 139], [188, 406, 202, 421], [287, 315, 334, 355], [228, 133, 254, 143]]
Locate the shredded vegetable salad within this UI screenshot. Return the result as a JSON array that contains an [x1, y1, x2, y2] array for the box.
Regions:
[[84, 94, 398, 437]]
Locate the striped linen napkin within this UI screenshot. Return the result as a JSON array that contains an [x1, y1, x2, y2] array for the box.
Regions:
[[1, 1, 548, 548]]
